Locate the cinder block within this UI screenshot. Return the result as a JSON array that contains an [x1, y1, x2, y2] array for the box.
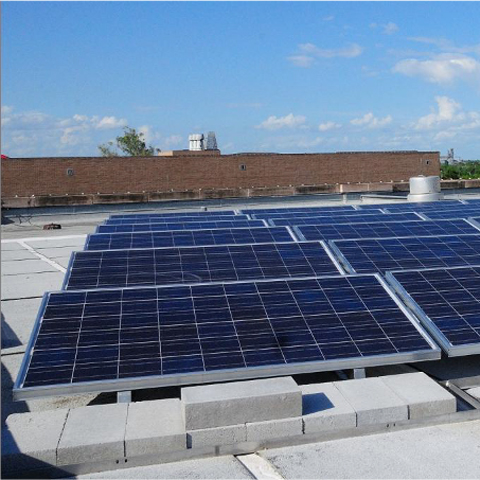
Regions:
[[2, 409, 69, 473], [187, 424, 246, 449], [334, 377, 408, 426], [246, 417, 303, 443], [125, 399, 186, 457], [467, 387, 480, 401], [57, 403, 128, 465], [381, 372, 457, 419], [181, 377, 302, 430], [301, 383, 356, 434]]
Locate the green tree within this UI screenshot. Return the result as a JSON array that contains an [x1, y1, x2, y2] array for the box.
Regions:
[[98, 127, 159, 157]]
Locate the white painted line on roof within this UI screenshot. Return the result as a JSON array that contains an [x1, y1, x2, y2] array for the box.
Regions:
[[236, 453, 285, 480], [17, 241, 67, 273], [1, 234, 86, 244]]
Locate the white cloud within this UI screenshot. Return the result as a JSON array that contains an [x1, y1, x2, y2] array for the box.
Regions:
[[288, 42, 363, 67], [382, 22, 399, 35], [1, 105, 13, 115], [256, 113, 307, 131], [350, 112, 392, 128], [393, 53, 480, 85], [323, 15, 335, 22], [318, 121, 341, 132], [94, 116, 127, 130], [415, 96, 463, 130]]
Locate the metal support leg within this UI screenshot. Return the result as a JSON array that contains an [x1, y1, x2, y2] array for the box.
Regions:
[[117, 391, 132, 403], [353, 368, 366, 379]]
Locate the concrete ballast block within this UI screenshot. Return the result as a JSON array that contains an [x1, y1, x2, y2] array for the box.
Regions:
[[334, 377, 408, 426], [181, 377, 302, 430], [57, 403, 128, 465], [125, 399, 186, 457], [381, 372, 457, 419], [187, 424, 246, 449], [301, 382, 356, 434], [2, 409, 69, 473], [246, 417, 303, 443]]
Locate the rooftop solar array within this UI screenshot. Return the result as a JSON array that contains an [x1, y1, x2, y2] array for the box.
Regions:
[[96, 220, 266, 234], [14, 275, 439, 399], [270, 212, 422, 226], [387, 266, 480, 356], [251, 209, 384, 220], [421, 208, 480, 220], [86, 227, 294, 251], [65, 242, 341, 290], [330, 234, 480, 275], [241, 206, 358, 215], [294, 219, 480, 242], [104, 215, 249, 225], [357, 200, 463, 211], [109, 210, 237, 218]]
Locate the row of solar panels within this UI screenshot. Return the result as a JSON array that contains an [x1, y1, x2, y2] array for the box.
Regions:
[[13, 200, 480, 400]]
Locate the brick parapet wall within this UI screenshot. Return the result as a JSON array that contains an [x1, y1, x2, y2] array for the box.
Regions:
[[1, 151, 440, 199]]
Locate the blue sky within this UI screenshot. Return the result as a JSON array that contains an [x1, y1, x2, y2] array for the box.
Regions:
[[2, 1, 480, 158]]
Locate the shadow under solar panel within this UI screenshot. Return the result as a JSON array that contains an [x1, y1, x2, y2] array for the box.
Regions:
[[387, 266, 480, 356], [65, 241, 342, 290], [13, 274, 440, 400]]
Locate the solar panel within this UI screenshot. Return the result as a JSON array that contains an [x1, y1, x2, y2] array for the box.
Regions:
[[109, 210, 237, 219], [357, 201, 463, 211], [387, 266, 480, 356], [270, 212, 422, 227], [330, 234, 480, 274], [421, 208, 480, 220], [104, 215, 250, 225], [86, 227, 295, 251], [251, 209, 384, 220], [240, 206, 357, 215], [13, 274, 439, 399], [65, 242, 341, 290], [295, 219, 480, 242], [96, 220, 266, 233]]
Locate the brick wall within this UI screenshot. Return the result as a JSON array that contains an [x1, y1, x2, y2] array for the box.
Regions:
[[1, 151, 440, 198]]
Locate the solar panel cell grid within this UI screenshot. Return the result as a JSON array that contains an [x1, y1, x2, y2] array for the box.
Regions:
[[421, 208, 480, 220], [66, 242, 341, 290], [388, 266, 480, 355], [240, 206, 357, 215], [16, 275, 438, 396], [331, 234, 480, 274], [251, 209, 384, 220], [104, 215, 249, 225], [296, 219, 480, 242], [358, 201, 463, 211], [95, 220, 266, 234], [109, 211, 237, 218], [270, 213, 422, 226]]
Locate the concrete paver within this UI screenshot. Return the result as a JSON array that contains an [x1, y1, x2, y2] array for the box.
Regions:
[[57, 403, 128, 465], [1, 249, 38, 261], [467, 387, 480, 400], [187, 424, 247, 449], [1, 271, 64, 300], [301, 383, 356, 433], [1, 297, 42, 348], [263, 420, 480, 479], [246, 417, 303, 443], [334, 377, 408, 426], [381, 372, 457, 419], [125, 399, 186, 457], [74, 455, 255, 479], [182, 377, 302, 430], [1, 259, 60, 275], [2, 409, 69, 473]]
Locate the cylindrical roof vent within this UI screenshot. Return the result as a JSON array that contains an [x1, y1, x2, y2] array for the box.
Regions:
[[407, 175, 443, 202]]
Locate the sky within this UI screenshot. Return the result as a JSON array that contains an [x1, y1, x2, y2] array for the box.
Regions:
[[2, 1, 480, 159]]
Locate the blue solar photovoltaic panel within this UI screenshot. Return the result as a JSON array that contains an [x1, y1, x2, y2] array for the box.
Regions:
[[270, 213, 422, 226], [66, 242, 340, 290], [86, 227, 294, 251], [387, 266, 480, 356], [104, 215, 249, 225], [357, 201, 463, 211], [295, 219, 480, 242], [421, 208, 480, 220], [109, 210, 237, 219], [241, 206, 357, 215], [251, 209, 384, 220], [331, 234, 480, 274], [14, 275, 439, 399], [96, 220, 266, 233]]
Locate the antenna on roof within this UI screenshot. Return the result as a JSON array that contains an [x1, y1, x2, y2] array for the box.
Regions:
[[206, 132, 218, 150]]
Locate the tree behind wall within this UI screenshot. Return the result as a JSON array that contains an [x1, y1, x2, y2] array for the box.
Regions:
[[98, 127, 159, 157]]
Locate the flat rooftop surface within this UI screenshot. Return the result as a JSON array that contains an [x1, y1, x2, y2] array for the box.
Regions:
[[2, 191, 480, 478]]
